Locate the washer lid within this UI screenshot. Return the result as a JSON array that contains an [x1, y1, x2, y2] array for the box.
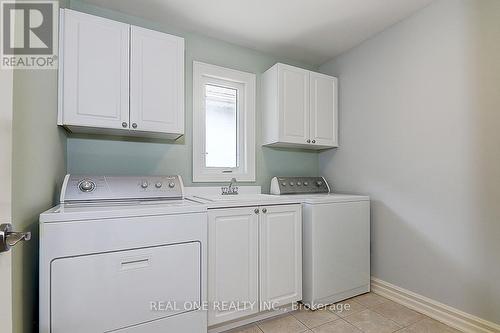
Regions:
[[278, 193, 370, 204], [40, 198, 207, 223]]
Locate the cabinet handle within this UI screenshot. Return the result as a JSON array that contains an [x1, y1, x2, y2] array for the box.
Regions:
[[262, 208, 267, 213], [122, 122, 128, 128], [306, 139, 311, 143], [312, 140, 316, 143], [132, 123, 138, 129], [254, 208, 259, 214]]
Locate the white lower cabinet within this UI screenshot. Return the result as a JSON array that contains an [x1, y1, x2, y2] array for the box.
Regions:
[[208, 204, 301, 326], [208, 207, 259, 325], [260, 205, 302, 309]]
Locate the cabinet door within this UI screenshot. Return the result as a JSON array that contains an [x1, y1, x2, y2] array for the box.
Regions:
[[61, 9, 129, 129], [208, 208, 259, 325], [310, 72, 338, 147], [260, 205, 302, 309], [130, 26, 184, 134], [278, 64, 310, 145]]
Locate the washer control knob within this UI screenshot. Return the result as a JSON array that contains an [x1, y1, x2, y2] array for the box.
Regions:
[[168, 182, 175, 188], [304, 182, 309, 186], [289, 182, 294, 186], [141, 181, 149, 189], [78, 180, 95, 192], [281, 182, 286, 186], [297, 181, 302, 186], [316, 180, 323, 187], [155, 182, 162, 189]]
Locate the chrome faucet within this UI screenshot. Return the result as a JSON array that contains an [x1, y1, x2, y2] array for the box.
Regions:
[[221, 178, 239, 195]]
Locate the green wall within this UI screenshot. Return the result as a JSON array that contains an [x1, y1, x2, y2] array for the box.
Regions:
[[66, 0, 319, 193], [12, 69, 67, 332]]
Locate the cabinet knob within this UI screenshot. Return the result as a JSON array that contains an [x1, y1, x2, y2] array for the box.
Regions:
[[262, 208, 267, 213], [132, 123, 137, 129], [254, 208, 259, 214], [307, 139, 311, 143], [122, 122, 128, 128], [312, 140, 316, 143]]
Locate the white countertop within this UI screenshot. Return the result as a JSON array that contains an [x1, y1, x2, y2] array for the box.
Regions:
[[185, 186, 301, 208], [189, 193, 302, 209]]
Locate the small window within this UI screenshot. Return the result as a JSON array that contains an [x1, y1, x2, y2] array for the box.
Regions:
[[205, 84, 238, 168], [193, 62, 256, 182]]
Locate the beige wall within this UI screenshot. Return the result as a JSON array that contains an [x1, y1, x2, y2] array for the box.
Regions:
[[319, 0, 500, 324], [12, 69, 67, 332]]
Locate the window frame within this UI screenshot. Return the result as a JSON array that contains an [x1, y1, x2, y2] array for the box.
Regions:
[[192, 61, 256, 182]]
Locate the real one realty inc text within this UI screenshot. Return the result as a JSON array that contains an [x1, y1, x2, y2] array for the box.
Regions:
[[150, 301, 351, 313]]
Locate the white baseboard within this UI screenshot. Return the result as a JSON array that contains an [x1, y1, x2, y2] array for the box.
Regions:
[[371, 277, 500, 333]]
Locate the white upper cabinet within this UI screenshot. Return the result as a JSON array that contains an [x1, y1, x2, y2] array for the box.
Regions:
[[58, 9, 185, 139], [59, 10, 129, 130], [262, 63, 338, 150], [278, 64, 310, 144], [130, 26, 184, 135], [310, 72, 338, 147]]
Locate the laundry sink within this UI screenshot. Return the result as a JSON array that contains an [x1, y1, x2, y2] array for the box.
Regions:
[[191, 193, 301, 208], [193, 194, 272, 202]]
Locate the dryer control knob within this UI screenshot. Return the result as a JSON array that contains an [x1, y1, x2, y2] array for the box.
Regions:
[[79, 180, 95, 192], [141, 181, 149, 189], [168, 182, 175, 188]]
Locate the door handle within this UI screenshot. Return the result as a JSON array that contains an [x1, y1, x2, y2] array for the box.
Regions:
[[0, 224, 31, 253]]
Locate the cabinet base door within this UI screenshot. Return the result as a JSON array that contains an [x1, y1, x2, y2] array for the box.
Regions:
[[208, 208, 259, 325], [260, 205, 302, 310]]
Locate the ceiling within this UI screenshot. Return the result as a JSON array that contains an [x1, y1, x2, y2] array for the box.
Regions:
[[80, 0, 435, 65]]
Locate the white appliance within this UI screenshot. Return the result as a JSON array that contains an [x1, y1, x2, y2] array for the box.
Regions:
[[39, 175, 207, 333], [270, 176, 370, 309]]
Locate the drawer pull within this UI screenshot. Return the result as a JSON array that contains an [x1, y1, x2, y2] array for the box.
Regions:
[[120, 258, 150, 270]]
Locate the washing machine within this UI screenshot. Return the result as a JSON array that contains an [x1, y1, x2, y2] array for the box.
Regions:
[[270, 176, 370, 309], [39, 175, 208, 333]]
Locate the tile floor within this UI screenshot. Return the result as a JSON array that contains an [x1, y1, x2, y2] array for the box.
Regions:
[[227, 293, 462, 333]]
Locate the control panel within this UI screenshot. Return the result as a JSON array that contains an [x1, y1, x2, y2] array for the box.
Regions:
[[61, 175, 184, 203], [270, 176, 330, 195]]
